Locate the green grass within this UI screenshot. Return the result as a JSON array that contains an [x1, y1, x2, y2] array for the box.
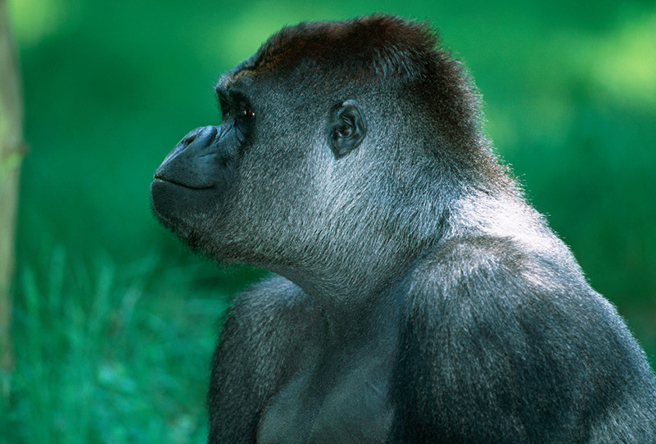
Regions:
[[2, 247, 264, 443]]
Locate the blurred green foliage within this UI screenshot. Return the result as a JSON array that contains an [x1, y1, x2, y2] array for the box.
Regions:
[[3, 0, 656, 441]]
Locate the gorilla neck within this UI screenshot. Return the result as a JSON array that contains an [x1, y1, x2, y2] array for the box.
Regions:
[[250, 190, 558, 333], [265, 241, 416, 334]]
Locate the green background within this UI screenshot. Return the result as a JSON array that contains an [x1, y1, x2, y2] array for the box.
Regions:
[[4, 0, 656, 441]]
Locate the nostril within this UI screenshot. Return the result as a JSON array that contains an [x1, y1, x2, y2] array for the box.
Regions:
[[182, 134, 197, 145], [181, 127, 204, 145]]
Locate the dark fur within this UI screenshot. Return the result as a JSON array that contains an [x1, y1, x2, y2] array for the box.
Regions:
[[151, 15, 656, 443]]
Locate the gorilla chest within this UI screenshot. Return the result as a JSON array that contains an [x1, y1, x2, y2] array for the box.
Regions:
[[257, 351, 395, 444]]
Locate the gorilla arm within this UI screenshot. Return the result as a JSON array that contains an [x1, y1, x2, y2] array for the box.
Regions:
[[207, 276, 318, 444]]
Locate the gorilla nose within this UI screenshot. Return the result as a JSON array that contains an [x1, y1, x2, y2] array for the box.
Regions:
[[154, 126, 222, 189], [181, 126, 218, 147], [161, 126, 219, 165]]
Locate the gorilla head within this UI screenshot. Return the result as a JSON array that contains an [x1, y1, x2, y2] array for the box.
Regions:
[[151, 15, 512, 290]]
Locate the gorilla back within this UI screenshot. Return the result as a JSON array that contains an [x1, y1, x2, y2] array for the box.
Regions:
[[151, 15, 656, 443]]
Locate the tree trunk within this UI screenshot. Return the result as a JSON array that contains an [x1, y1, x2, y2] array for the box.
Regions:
[[0, 0, 26, 395]]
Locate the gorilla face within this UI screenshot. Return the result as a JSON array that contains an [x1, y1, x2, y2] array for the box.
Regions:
[[150, 66, 368, 264]]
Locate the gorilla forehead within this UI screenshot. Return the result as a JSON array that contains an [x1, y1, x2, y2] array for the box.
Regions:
[[225, 15, 446, 83]]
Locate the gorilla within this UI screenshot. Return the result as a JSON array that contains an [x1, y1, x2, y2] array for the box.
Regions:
[[151, 15, 656, 443]]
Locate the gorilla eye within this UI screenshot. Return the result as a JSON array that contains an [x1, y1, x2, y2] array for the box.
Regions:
[[221, 107, 254, 123], [241, 108, 255, 119]]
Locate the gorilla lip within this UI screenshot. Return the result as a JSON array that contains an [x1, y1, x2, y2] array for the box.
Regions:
[[152, 175, 215, 191]]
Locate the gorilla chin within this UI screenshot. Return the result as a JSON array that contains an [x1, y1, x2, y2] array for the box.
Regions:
[[150, 177, 222, 252], [151, 179, 206, 226]]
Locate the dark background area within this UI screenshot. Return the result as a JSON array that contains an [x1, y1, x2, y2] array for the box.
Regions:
[[4, 0, 656, 441]]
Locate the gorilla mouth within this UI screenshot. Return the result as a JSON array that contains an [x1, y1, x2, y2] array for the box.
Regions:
[[150, 177, 219, 232], [152, 176, 215, 191]]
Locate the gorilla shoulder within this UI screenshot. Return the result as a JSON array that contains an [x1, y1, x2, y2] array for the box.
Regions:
[[225, 275, 318, 344], [391, 235, 655, 442]]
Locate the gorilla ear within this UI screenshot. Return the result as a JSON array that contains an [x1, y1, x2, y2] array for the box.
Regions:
[[329, 100, 367, 158]]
